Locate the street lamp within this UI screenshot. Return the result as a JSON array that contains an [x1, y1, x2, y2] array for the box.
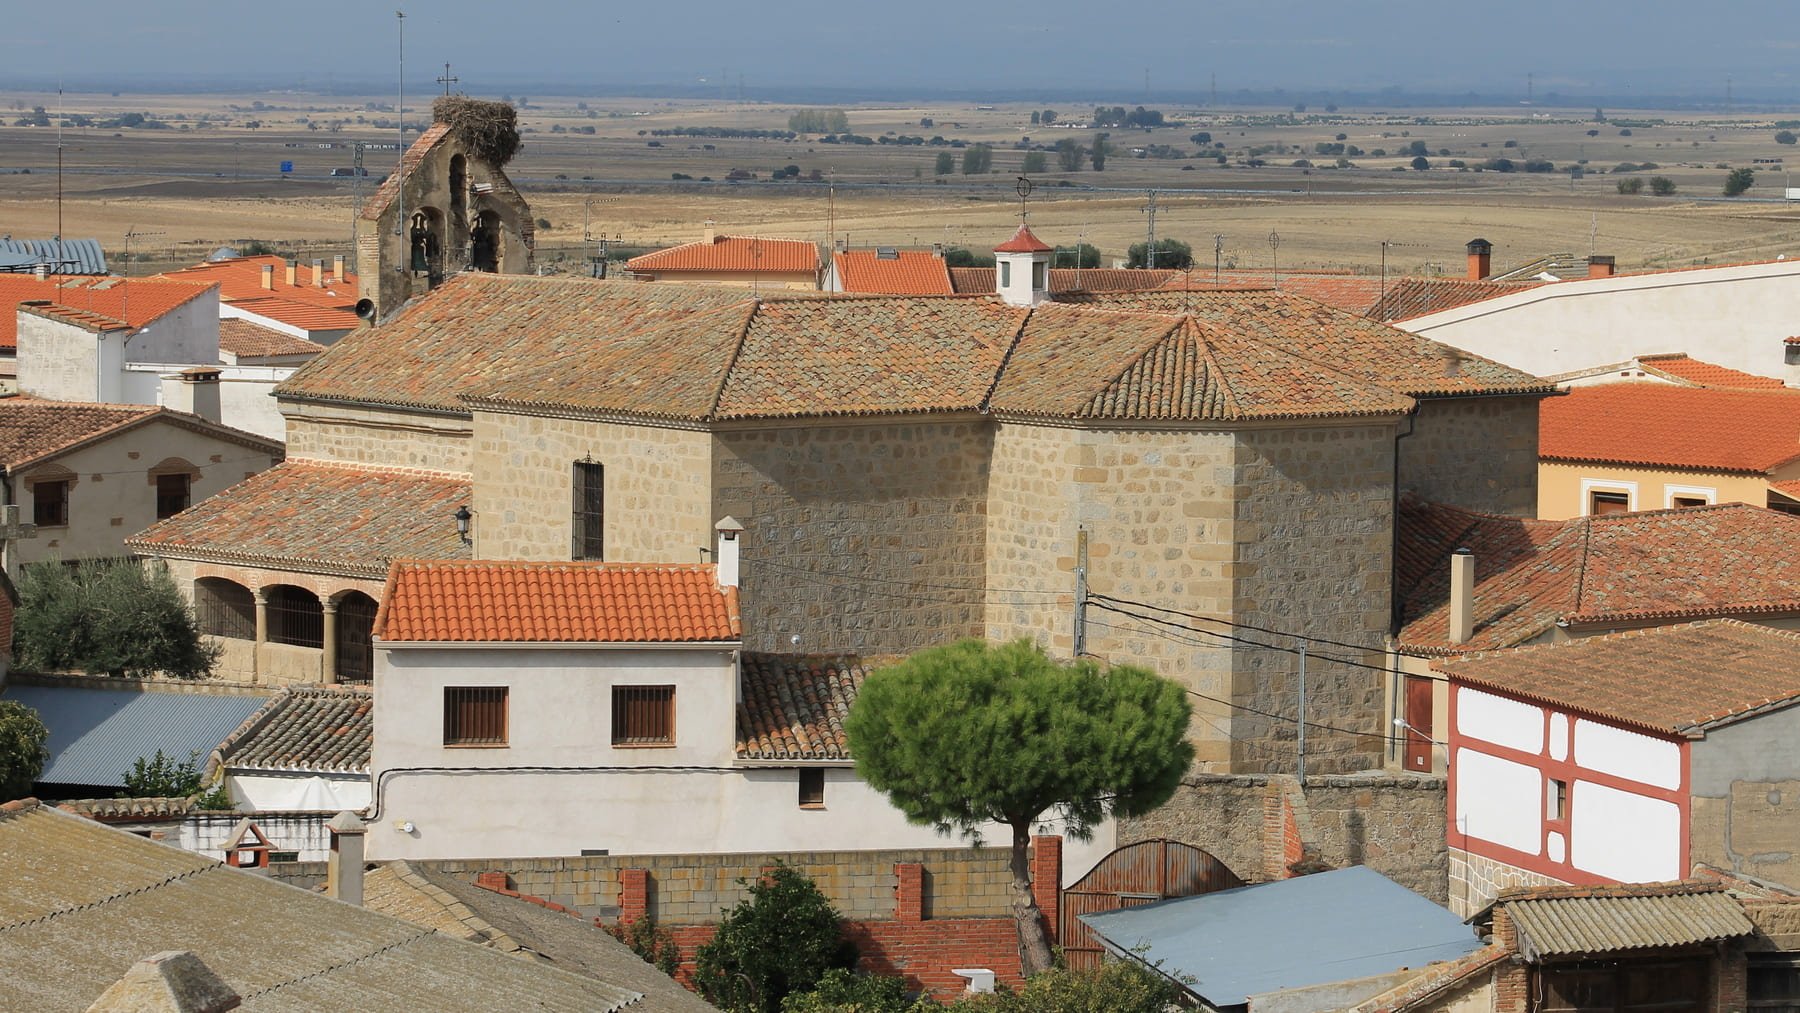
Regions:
[[453, 505, 472, 545]]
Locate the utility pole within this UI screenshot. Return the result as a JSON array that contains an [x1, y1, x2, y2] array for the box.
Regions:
[[1073, 528, 1088, 659], [1141, 190, 1159, 269], [1213, 234, 1224, 286], [1268, 231, 1282, 289]]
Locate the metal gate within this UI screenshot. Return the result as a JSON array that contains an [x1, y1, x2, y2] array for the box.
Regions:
[[1058, 839, 1244, 970]]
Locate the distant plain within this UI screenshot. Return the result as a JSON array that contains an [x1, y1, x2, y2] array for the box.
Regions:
[[4, 90, 1800, 278]]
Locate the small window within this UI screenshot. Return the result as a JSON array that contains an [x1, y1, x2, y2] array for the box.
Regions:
[[156, 472, 192, 519], [1671, 495, 1708, 509], [1589, 490, 1630, 516], [33, 479, 69, 527], [999, 261, 1011, 287], [799, 769, 826, 808], [444, 686, 508, 746], [612, 685, 675, 746], [1031, 260, 1045, 289], [572, 461, 603, 561], [1548, 778, 1567, 821]]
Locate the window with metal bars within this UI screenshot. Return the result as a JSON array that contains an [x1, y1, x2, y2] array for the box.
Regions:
[[611, 685, 674, 746], [444, 686, 508, 746], [335, 592, 379, 684], [155, 473, 192, 520], [264, 585, 324, 649], [194, 578, 256, 640], [572, 461, 603, 560]]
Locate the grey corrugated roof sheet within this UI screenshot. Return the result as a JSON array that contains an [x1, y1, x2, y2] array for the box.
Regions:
[[1501, 883, 1754, 961], [1079, 865, 1482, 1006], [212, 686, 372, 775], [0, 237, 108, 274], [0, 800, 645, 1012], [2, 679, 269, 788]]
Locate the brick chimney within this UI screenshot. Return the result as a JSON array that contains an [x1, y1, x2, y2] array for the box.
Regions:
[[1466, 238, 1493, 281], [259, 264, 273, 290], [85, 951, 240, 1013], [313, 259, 327, 287], [1450, 547, 1475, 645], [326, 810, 367, 906], [1587, 255, 1616, 279]]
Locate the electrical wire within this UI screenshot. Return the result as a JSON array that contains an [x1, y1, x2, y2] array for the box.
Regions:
[[1091, 592, 1393, 657]]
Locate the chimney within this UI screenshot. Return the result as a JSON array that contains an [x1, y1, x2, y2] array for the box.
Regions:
[[168, 367, 222, 424], [1449, 547, 1475, 645], [284, 260, 297, 287], [333, 254, 346, 283], [84, 951, 241, 1013], [33, 263, 49, 281], [259, 263, 274, 290], [715, 516, 744, 588], [702, 224, 716, 244], [1466, 239, 1492, 281], [325, 810, 367, 906], [933, 242, 945, 258], [312, 259, 326, 287], [1587, 255, 1616, 279]]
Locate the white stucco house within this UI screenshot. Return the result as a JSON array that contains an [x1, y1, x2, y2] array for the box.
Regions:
[[366, 525, 1111, 878]]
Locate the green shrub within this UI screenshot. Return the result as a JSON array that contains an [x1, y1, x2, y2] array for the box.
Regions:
[[15, 559, 217, 679], [782, 969, 928, 1012], [0, 701, 49, 801], [694, 863, 856, 1013], [945, 959, 1185, 1012]]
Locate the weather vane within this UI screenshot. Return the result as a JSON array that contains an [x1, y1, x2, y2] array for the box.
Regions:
[[1015, 176, 1034, 223]]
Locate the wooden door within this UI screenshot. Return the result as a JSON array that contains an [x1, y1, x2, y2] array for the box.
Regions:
[[1403, 675, 1434, 772]]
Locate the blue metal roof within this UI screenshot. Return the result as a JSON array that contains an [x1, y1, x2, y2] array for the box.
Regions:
[[0, 237, 109, 274], [1078, 865, 1481, 1006], [3, 682, 269, 788]]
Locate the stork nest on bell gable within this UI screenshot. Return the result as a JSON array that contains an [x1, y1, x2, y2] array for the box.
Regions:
[[432, 96, 522, 167]]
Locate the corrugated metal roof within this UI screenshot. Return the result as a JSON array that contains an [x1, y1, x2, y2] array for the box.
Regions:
[[2, 681, 269, 788], [1079, 865, 1482, 1006], [1505, 886, 1754, 960], [0, 237, 108, 274]]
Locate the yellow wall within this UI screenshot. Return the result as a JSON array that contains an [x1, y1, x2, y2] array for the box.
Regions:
[[1538, 461, 1770, 519]]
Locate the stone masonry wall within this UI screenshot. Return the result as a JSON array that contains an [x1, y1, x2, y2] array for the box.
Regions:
[[1401, 395, 1540, 517], [984, 422, 1241, 766], [281, 400, 473, 473], [471, 410, 714, 562], [1229, 424, 1396, 773], [1447, 847, 1565, 918], [415, 844, 1018, 924], [1122, 773, 1449, 903], [713, 420, 991, 656]]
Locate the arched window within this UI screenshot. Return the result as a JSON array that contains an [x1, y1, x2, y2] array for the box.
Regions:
[[335, 591, 379, 683], [194, 577, 255, 640], [264, 585, 323, 649], [471, 209, 503, 273], [408, 207, 444, 283]]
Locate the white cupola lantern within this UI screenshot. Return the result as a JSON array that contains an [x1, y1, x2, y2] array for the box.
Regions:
[[993, 224, 1053, 307]]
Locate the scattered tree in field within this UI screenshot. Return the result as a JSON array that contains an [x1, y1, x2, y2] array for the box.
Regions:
[[1189, 131, 1211, 146], [961, 143, 993, 175], [1052, 243, 1100, 268], [1128, 238, 1194, 270], [1040, 109, 1057, 125], [1021, 151, 1048, 174], [1778, 131, 1797, 145], [1724, 167, 1756, 196], [1407, 140, 1429, 157], [694, 863, 855, 1013], [1411, 156, 1431, 171], [16, 560, 217, 679], [1054, 138, 1084, 171], [1650, 176, 1678, 196], [1030, 111, 1040, 125], [1617, 177, 1645, 194], [788, 109, 851, 134], [845, 639, 1192, 976], [933, 152, 954, 176], [1090, 133, 1110, 171], [1594, 107, 1606, 122], [0, 701, 49, 801]]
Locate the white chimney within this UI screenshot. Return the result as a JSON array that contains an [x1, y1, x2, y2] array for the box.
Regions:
[[32, 263, 49, 281], [1449, 548, 1475, 645], [313, 259, 327, 287], [326, 810, 367, 906], [333, 254, 346, 283], [284, 260, 297, 287], [715, 516, 744, 588], [702, 222, 717, 244], [259, 263, 274, 290], [164, 367, 222, 423]]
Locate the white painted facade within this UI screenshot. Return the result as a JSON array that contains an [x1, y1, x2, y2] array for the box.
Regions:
[[368, 642, 1113, 882], [16, 290, 220, 403], [1400, 259, 1800, 382], [227, 771, 371, 812], [1448, 684, 1688, 911]]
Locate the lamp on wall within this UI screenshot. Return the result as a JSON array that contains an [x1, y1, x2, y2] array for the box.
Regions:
[[453, 505, 472, 545]]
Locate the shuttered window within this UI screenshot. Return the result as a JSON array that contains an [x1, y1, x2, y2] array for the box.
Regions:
[[572, 461, 603, 560], [444, 687, 508, 746], [612, 685, 675, 746]]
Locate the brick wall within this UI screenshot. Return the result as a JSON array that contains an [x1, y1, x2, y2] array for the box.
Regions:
[[713, 420, 993, 656], [1401, 395, 1540, 517], [1121, 773, 1450, 903]]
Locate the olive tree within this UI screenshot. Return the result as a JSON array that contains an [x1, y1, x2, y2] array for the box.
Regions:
[[845, 639, 1192, 975], [0, 701, 49, 801]]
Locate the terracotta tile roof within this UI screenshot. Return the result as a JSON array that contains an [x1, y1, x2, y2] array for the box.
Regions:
[[211, 685, 373, 774], [1635, 353, 1787, 390], [375, 560, 740, 643], [0, 275, 213, 351], [1436, 620, 1800, 738], [1772, 479, 1800, 504], [1482, 881, 1753, 960], [227, 295, 361, 333], [948, 267, 995, 293], [1346, 945, 1510, 1013], [735, 653, 869, 760], [831, 250, 953, 295], [0, 400, 153, 468], [991, 304, 1414, 421], [157, 254, 358, 309], [1395, 498, 1800, 654], [1541, 384, 1800, 473], [1168, 271, 1391, 314], [127, 462, 470, 579], [993, 224, 1053, 253], [218, 318, 324, 360], [359, 123, 453, 222], [1063, 288, 1554, 399], [57, 797, 199, 821], [627, 235, 819, 274], [1370, 276, 1545, 321], [277, 273, 749, 413], [948, 267, 1179, 295]]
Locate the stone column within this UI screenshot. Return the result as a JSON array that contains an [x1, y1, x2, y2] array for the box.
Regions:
[[252, 588, 268, 683], [320, 598, 339, 685]]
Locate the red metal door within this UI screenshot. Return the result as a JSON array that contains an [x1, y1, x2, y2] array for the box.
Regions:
[[1403, 675, 1434, 772]]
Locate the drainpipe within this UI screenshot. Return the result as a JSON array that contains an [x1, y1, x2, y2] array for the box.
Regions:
[[1389, 410, 1418, 637]]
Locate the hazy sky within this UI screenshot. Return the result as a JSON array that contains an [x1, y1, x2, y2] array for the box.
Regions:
[[4, 1, 1797, 98]]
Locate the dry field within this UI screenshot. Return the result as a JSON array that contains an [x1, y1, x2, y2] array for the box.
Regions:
[[5, 89, 1800, 277]]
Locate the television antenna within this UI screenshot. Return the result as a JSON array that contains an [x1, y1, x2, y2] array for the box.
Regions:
[[1267, 231, 1282, 288]]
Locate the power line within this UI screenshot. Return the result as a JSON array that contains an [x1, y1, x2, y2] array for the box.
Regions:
[[1088, 599, 1397, 679], [749, 556, 1065, 602], [1091, 592, 1388, 659]]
